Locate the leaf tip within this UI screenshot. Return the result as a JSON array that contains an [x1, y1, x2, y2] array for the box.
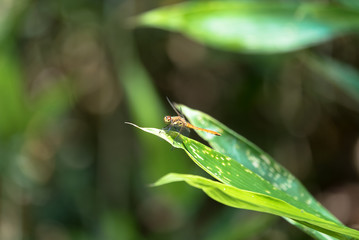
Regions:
[[124, 121, 138, 128]]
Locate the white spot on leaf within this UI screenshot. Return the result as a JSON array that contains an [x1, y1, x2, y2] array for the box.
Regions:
[[261, 154, 272, 165]]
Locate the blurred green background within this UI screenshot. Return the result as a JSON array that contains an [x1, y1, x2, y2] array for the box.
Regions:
[[1, 0, 359, 239]]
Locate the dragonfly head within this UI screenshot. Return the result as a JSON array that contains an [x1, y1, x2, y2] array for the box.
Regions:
[[164, 116, 172, 124]]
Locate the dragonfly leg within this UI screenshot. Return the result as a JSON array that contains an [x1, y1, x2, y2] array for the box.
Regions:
[[172, 126, 184, 144], [162, 125, 173, 134]]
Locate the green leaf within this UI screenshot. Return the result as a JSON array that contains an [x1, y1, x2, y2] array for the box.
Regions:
[[29, 79, 73, 132], [0, 42, 30, 138], [126, 105, 359, 239], [301, 53, 359, 107], [135, 2, 359, 54], [154, 173, 359, 240], [177, 104, 338, 219], [334, 0, 359, 10], [176, 104, 350, 239], [0, 0, 28, 44]]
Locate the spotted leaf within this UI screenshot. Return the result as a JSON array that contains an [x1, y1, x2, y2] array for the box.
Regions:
[[126, 107, 359, 239], [177, 103, 336, 220], [153, 173, 359, 240]]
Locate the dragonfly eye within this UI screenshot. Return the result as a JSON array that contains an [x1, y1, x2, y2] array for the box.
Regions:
[[164, 116, 171, 123]]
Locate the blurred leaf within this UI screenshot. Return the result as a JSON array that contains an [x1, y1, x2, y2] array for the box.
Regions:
[[334, 0, 359, 10], [116, 33, 197, 210], [120, 54, 189, 181], [29, 79, 73, 133], [0, 42, 72, 141], [101, 210, 140, 240], [301, 54, 359, 106], [135, 2, 359, 54], [0, 44, 72, 140], [127, 103, 359, 239], [0, 43, 30, 139], [205, 212, 278, 240], [120, 52, 163, 127], [0, 0, 28, 44]]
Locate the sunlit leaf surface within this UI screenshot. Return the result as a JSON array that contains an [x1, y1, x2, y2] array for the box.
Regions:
[[154, 173, 359, 240], [135, 2, 359, 54], [178, 104, 336, 218], [177, 104, 349, 239], [126, 117, 359, 239]]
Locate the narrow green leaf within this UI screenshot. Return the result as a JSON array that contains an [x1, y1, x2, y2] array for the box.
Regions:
[[0, 0, 28, 44], [334, 0, 359, 10], [154, 173, 359, 240], [302, 54, 359, 106], [125, 122, 183, 149], [177, 104, 349, 239], [127, 120, 359, 239], [178, 104, 338, 220], [135, 2, 359, 54], [0, 42, 30, 138]]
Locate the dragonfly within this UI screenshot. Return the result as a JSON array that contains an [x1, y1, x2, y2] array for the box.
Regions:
[[163, 97, 221, 138]]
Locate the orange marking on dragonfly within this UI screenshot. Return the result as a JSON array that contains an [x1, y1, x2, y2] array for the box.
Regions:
[[164, 98, 221, 136]]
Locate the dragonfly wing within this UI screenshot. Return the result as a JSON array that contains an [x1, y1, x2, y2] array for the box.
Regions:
[[181, 126, 190, 137]]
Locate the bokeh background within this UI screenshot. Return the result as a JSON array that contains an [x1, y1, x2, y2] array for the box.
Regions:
[[1, 0, 359, 239]]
